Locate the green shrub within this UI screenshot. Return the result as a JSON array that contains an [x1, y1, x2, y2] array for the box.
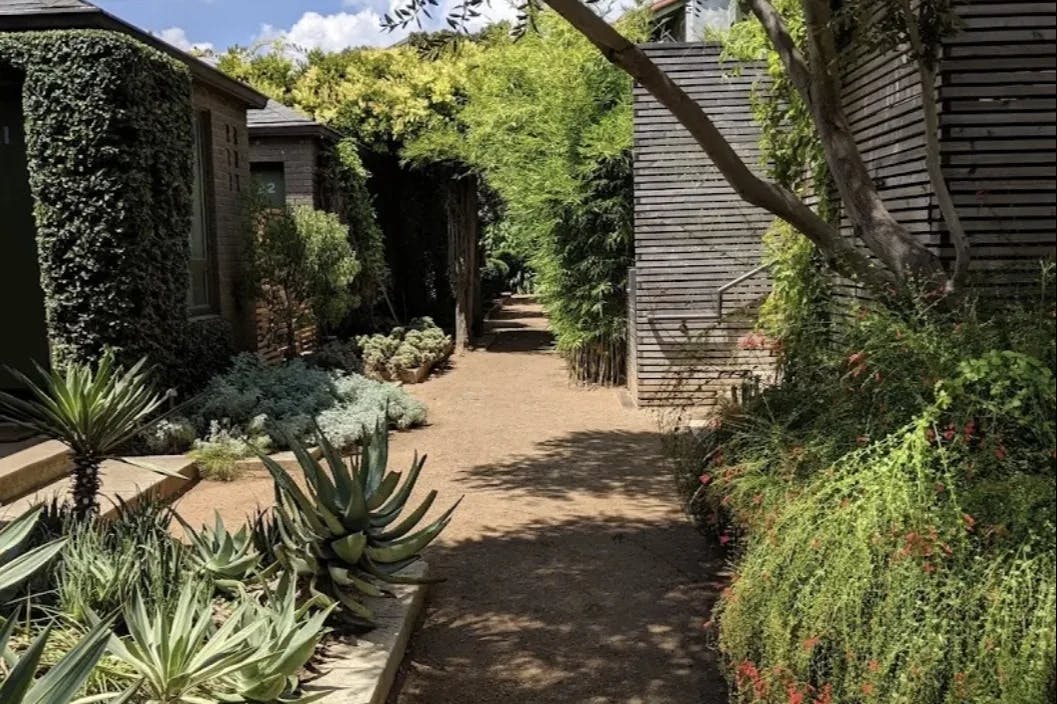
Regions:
[[246, 202, 360, 355], [309, 338, 362, 373], [674, 286, 1057, 704], [189, 422, 270, 482], [0, 30, 194, 382]]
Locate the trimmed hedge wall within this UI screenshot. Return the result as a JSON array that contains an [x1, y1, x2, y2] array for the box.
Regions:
[[0, 30, 195, 384]]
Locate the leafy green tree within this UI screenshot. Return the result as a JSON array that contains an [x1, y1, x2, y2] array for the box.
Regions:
[[246, 203, 360, 358], [385, 0, 972, 300], [404, 12, 646, 382]]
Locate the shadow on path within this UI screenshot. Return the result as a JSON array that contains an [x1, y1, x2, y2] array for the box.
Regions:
[[462, 430, 677, 502], [395, 516, 728, 704]]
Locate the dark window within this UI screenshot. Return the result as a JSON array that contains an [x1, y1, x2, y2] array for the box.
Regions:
[[189, 111, 217, 313], [251, 162, 287, 208]]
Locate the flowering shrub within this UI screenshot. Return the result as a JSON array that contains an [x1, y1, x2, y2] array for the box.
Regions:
[[669, 281, 1057, 703]]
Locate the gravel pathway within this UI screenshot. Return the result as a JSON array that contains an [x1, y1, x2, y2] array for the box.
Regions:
[[175, 297, 726, 704]]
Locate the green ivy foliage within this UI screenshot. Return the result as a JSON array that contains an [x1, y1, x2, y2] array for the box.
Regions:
[[0, 30, 195, 383], [318, 138, 389, 305]]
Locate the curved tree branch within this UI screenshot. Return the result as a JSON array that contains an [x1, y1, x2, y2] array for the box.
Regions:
[[743, 0, 813, 109], [747, 0, 947, 288], [543, 0, 896, 294], [897, 0, 971, 291]]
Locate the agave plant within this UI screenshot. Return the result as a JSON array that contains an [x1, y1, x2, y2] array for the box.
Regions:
[[176, 511, 264, 593], [1, 508, 137, 704], [0, 352, 167, 517], [0, 615, 139, 704], [0, 507, 65, 597], [226, 579, 334, 703], [103, 582, 268, 704], [263, 424, 459, 621]]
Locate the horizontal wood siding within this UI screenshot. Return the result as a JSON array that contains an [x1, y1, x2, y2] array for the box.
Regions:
[[838, 0, 1056, 300], [939, 0, 1056, 294], [632, 43, 776, 408]]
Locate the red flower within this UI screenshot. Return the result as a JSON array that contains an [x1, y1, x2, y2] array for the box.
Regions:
[[699, 473, 712, 485], [802, 635, 821, 651], [861, 682, 876, 696], [963, 513, 976, 531], [867, 660, 880, 673], [848, 351, 867, 366], [719, 533, 732, 546], [788, 686, 805, 704], [943, 425, 956, 441]]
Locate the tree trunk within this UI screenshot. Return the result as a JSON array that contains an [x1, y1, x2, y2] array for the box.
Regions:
[[447, 175, 480, 350], [72, 455, 102, 517]]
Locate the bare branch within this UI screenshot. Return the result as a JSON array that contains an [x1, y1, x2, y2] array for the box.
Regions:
[[543, 0, 896, 293]]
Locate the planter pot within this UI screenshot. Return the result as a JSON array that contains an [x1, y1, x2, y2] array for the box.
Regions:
[[396, 363, 432, 384]]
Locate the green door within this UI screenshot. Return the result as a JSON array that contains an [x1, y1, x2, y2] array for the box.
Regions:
[[1, 81, 51, 391]]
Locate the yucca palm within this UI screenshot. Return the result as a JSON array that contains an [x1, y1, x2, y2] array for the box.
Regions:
[[0, 352, 166, 517]]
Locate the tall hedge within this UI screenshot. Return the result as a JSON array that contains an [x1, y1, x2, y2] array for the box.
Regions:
[[0, 30, 193, 381]]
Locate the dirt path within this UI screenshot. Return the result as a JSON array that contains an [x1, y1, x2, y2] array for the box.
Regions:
[[175, 297, 726, 704]]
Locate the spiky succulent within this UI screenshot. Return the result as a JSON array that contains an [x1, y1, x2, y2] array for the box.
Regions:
[[227, 579, 334, 703], [177, 511, 263, 592], [262, 424, 458, 621]]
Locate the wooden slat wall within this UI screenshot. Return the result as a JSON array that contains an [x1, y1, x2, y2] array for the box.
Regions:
[[838, 0, 1056, 300], [939, 0, 1056, 294], [632, 43, 776, 408]]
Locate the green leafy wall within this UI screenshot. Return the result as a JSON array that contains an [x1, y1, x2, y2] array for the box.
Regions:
[[0, 29, 194, 383]]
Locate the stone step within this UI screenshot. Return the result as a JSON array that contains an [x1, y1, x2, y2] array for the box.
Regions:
[[0, 439, 71, 504], [0, 455, 199, 522]]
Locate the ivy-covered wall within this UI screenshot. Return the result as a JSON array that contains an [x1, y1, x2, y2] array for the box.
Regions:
[[0, 29, 194, 382]]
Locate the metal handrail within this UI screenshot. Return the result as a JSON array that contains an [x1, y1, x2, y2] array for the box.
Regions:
[[647, 263, 771, 323]]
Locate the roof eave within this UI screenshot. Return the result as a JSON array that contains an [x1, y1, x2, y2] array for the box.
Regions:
[[248, 123, 341, 141], [0, 10, 268, 109]]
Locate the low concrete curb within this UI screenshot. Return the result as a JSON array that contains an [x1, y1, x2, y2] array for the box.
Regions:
[[308, 561, 430, 704]]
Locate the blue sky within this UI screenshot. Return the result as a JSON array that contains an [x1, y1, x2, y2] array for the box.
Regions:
[[92, 0, 518, 53]]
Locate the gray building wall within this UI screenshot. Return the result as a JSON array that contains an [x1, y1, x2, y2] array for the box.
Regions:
[[249, 136, 320, 208], [630, 43, 776, 408]]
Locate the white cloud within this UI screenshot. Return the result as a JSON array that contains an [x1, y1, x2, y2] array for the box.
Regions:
[[257, 11, 391, 52], [156, 26, 215, 53]]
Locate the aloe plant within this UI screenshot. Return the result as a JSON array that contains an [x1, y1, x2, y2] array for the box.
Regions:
[[176, 511, 264, 593], [227, 579, 334, 703], [0, 352, 166, 517], [263, 424, 458, 621], [0, 616, 139, 704]]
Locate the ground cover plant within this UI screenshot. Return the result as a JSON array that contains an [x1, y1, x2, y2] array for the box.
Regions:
[[668, 274, 1057, 703], [144, 353, 427, 479]]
